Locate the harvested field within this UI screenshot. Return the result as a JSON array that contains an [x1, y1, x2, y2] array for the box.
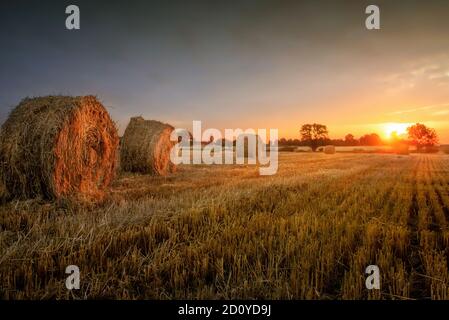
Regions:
[[1, 153, 449, 299]]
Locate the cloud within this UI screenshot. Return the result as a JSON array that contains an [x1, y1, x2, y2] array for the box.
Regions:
[[381, 57, 449, 93], [432, 109, 449, 116], [387, 103, 449, 115]]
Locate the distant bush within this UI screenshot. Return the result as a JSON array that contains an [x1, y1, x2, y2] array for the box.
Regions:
[[279, 146, 297, 152], [423, 146, 439, 153], [440, 145, 449, 154]]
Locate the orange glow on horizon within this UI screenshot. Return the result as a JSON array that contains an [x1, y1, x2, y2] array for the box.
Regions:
[[278, 121, 449, 144], [382, 122, 413, 140]]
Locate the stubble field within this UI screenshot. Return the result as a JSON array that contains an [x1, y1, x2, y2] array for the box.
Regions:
[[1, 152, 449, 299]]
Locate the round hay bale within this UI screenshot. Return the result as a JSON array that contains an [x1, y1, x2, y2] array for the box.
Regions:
[[0, 96, 119, 200], [323, 145, 336, 154], [120, 117, 176, 175]]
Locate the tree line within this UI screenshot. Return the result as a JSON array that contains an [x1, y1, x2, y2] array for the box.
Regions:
[[278, 123, 438, 152]]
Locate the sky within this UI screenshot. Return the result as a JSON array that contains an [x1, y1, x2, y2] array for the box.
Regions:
[[1, 0, 448, 142]]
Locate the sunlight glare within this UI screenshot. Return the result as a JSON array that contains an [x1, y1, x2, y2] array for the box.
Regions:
[[383, 122, 411, 139]]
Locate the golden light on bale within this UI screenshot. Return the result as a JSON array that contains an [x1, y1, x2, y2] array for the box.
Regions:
[[0, 96, 119, 200], [120, 117, 176, 175], [323, 145, 336, 154]]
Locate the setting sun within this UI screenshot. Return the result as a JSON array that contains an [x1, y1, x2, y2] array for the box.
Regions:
[[383, 122, 412, 139]]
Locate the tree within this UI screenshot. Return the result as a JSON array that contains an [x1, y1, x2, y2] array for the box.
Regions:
[[344, 134, 358, 146], [359, 133, 383, 146], [300, 123, 329, 151], [278, 138, 287, 146], [407, 123, 438, 151]]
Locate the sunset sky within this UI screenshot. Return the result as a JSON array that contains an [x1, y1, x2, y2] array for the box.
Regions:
[[1, 0, 448, 142]]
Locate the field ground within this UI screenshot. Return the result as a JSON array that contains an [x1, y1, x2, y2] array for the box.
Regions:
[[1, 153, 449, 299]]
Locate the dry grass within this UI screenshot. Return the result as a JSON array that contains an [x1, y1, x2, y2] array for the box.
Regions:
[[0, 153, 449, 299]]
